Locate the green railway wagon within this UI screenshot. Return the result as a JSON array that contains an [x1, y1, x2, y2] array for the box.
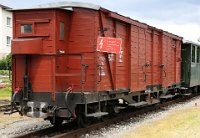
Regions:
[[181, 41, 200, 89]]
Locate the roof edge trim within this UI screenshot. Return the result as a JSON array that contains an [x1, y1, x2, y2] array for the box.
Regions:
[[36, 2, 100, 10]]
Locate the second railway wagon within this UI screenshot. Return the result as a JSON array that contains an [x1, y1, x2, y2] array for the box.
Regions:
[[181, 41, 200, 89], [11, 2, 182, 125]]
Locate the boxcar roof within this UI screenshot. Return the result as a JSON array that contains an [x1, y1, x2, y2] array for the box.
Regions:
[[36, 1, 100, 10], [183, 40, 200, 46], [12, 1, 182, 40], [12, 2, 100, 10]]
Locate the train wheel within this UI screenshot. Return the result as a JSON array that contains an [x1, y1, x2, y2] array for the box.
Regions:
[[76, 114, 91, 128], [49, 117, 63, 126], [107, 105, 119, 117]]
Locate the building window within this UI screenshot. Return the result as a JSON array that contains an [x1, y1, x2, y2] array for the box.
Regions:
[[21, 24, 32, 33], [192, 46, 196, 63], [6, 36, 11, 45], [60, 22, 64, 40], [7, 17, 11, 26]]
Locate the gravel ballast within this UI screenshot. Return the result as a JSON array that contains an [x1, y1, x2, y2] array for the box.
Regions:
[[83, 96, 200, 138], [0, 113, 51, 138]]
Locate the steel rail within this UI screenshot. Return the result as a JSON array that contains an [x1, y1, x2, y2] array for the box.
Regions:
[[0, 104, 11, 112], [0, 100, 13, 113]]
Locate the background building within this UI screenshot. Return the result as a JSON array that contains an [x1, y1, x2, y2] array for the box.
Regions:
[[0, 4, 12, 59]]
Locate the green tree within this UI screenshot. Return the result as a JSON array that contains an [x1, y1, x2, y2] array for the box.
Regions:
[[0, 53, 11, 70], [6, 53, 11, 69]]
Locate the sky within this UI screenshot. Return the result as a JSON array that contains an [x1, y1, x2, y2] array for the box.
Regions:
[[1, 0, 200, 43]]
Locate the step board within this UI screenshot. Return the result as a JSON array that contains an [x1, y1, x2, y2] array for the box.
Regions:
[[116, 106, 127, 110], [128, 101, 148, 107], [86, 112, 108, 118], [160, 95, 175, 99], [180, 87, 188, 90], [183, 93, 191, 96], [149, 99, 160, 105]]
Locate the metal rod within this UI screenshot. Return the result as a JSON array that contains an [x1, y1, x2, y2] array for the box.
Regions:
[[23, 55, 29, 101]]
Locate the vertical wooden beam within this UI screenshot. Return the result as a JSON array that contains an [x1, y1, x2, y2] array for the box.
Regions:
[[160, 32, 163, 86], [113, 20, 117, 90], [98, 11, 115, 91], [52, 10, 56, 102], [128, 25, 132, 90], [151, 30, 154, 86], [174, 40, 177, 83]]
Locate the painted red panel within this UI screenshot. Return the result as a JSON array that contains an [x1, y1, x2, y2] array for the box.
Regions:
[[12, 55, 25, 90], [12, 7, 182, 95], [12, 38, 43, 54], [30, 56, 53, 92]]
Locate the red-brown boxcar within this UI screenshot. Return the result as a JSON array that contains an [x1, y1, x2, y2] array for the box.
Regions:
[[11, 2, 182, 126]]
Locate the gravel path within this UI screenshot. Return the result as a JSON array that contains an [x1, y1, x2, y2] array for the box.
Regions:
[[83, 96, 200, 138], [0, 113, 51, 138]]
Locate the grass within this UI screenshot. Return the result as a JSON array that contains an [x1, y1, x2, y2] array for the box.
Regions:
[[0, 70, 11, 76], [0, 86, 11, 98], [0, 71, 12, 99], [121, 107, 200, 138]]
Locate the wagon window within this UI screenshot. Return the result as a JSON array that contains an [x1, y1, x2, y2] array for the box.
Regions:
[[192, 46, 196, 63], [60, 22, 64, 40], [21, 24, 32, 33], [197, 47, 200, 63]]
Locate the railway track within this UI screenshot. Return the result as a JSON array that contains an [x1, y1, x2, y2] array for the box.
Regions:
[[0, 100, 11, 112], [0, 104, 11, 112], [15, 94, 200, 138]]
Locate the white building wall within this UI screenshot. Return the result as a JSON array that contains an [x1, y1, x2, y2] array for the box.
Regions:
[[0, 6, 12, 59], [0, 7, 3, 59]]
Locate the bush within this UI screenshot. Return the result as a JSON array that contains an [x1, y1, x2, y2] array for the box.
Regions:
[[6, 53, 11, 67], [0, 53, 11, 70]]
